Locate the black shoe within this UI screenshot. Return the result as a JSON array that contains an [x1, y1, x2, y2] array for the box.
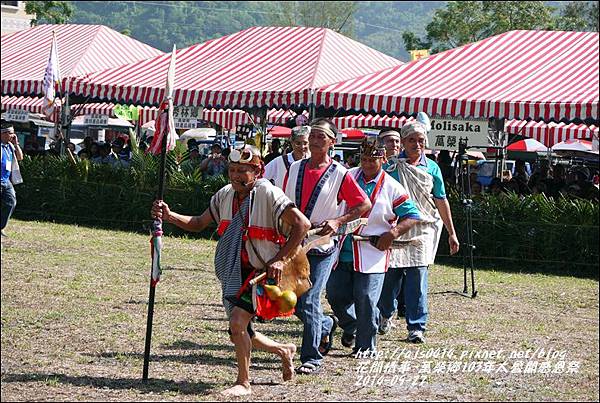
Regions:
[[341, 332, 355, 348]]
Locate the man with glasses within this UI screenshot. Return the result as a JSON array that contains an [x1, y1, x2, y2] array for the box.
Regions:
[[264, 126, 311, 189]]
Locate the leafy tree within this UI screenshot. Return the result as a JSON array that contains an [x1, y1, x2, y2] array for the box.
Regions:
[[25, 1, 74, 25], [403, 1, 558, 54], [267, 1, 358, 37], [557, 1, 599, 32], [402, 31, 431, 51]]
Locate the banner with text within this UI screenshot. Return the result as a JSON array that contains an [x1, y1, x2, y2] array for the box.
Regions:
[[5, 108, 29, 122], [84, 114, 109, 126], [173, 106, 202, 129], [428, 118, 490, 150]]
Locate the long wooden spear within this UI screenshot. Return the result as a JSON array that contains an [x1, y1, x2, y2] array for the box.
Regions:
[[143, 45, 177, 382]]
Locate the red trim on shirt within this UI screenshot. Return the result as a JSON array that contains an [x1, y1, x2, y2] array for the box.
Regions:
[[392, 194, 409, 208]]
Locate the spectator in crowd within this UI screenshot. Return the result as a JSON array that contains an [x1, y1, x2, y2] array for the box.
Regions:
[[437, 150, 455, 188], [530, 180, 547, 195], [92, 142, 111, 164], [66, 142, 77, 157], [503, 179, 521, 194], [181, 145, 202, 176], [200, 143, 227, 177], [510, 160, 530, 195], [89, 142, 101, 161], [1, 125, 23, 237], [529, 160, 552, 190], [488, 177, 504, 196], [82, 136, 94, 155], [23, 133, 43, 157], [567, 168, 597, 200], [263, 138, 282, 165], [284, 118, 371, 374], [109, 138, 130, 168], [549, 164, 567, 198], [119, 137, 132, 161]]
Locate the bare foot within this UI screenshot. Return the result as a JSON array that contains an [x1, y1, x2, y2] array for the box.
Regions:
[[281, 343, 297, 381], [220, 383, 252, 397]]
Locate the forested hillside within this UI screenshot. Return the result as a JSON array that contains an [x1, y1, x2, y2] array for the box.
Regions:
[[68, 1, 444, 61], [66, 1, 582, 61]]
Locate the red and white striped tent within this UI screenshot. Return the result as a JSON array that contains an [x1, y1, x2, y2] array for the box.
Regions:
[[1, 24, 163, 96], [505, 119, 598, 147], [315, 30, 599, 122], [1, 95, 158, 125], [331, 114, 412, 130], [67, 26, 403, 109], [8, 95, 597, 146]]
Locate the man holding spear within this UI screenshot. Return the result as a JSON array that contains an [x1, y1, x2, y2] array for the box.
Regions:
[[151, 144, 311, 397]]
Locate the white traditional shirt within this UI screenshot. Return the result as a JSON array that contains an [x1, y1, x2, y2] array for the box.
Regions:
[[285, 159, 349, 254], [338, 168, 421, 273], [264, 153, 298, 189]]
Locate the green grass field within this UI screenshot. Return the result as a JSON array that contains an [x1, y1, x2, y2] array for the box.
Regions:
[[1, 219, 598, 401]]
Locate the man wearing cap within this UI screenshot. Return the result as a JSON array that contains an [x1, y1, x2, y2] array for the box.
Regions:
[[284, 118, 372, 374], [378, 118, 460, 344], [1, 125, 23, 237], [264, 126, 311, 189], [152, 145, 311, 396], [326, 138, 421, 354]]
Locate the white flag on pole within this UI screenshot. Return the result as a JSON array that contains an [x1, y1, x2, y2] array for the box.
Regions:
[[42, 31, 61, 118], [148, 45, 178, 155]]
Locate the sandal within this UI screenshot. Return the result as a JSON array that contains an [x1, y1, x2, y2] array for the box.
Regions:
[[318, 315, 338, 356], [295, 362, 321, 375]]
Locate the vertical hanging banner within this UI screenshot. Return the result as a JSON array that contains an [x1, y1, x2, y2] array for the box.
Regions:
[[428, 117, 490, 150]]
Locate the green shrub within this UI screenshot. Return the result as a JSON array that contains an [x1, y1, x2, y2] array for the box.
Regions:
[[13, 155, 599, 270]]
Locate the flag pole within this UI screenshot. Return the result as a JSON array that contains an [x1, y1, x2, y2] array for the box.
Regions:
[[142, 45, 177, 382], [142, 124, 168, 382]]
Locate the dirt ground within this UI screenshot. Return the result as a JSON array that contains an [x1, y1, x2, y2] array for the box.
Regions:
[[1, 220, 599, 401]]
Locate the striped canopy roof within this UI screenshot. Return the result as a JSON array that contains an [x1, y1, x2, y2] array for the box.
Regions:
[[315, 30, 599, 122], [505, 119, 598, 147], [4, 95, 597, 146], [1, 24, 163, 96], [66, 26, 403, 109]]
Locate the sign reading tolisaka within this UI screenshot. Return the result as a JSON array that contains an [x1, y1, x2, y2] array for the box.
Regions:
[[427, 117, 490, 151], [84, 113, 109, 126], [5, 109, 29, 122], [174, 106, 202, 129]]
